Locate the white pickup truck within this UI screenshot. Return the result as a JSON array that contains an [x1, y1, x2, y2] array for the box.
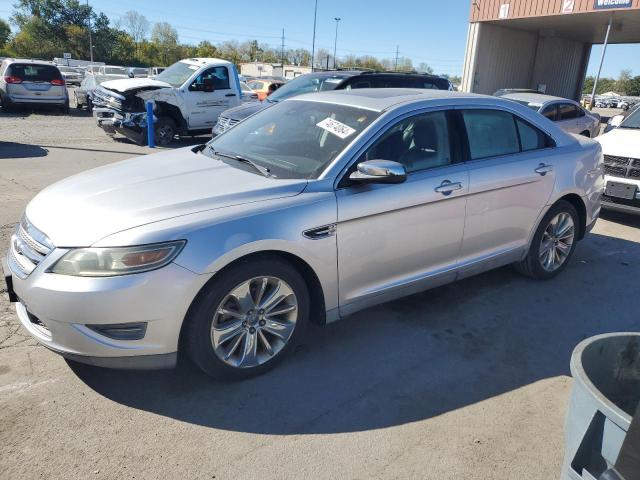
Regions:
[[92, 58, 243, 145]]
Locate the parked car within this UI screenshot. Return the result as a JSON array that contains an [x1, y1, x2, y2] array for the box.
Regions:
[[3, 89, 603, 378], [74, 74, 128, 111], [147, 66, 165, 78], [494, 88, 541, 97], [127, 67, 148, 78], [98, 65, 129, 76], [500, 93, 600, 138], [240, 81, 259, 103], [56, 66, 83, 85], [247, 78, 285, 101], [92, 57, 244, 145], [212, 71, 454, 136], [604, 103, 640, 133], [596, 106, 640, 214], [0, 58, 69, 112]]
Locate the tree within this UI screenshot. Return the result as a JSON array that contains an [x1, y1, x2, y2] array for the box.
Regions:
[[626, 76, 640, 97], [151, 22, 180, 64], [616, 69, 632, 94], [417, 62, 434, 74], [121, 10, 148, 54], [0, 19, 10, 48], [195, 40, 217, 58]]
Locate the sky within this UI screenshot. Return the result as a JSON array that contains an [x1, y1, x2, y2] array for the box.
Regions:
[[0, 0, 637, 78]]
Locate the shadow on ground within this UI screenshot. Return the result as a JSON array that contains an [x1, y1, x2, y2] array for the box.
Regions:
[[0, 142, 48, 159], [70, 230, 640, 436]]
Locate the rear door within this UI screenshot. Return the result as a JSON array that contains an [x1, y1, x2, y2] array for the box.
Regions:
[[457, 108, 558, 275], [6, 64, 66, 100], [185, 65, 237, 129]]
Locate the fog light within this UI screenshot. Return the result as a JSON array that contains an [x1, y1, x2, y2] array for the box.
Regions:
[[86, 322, 148, 340]]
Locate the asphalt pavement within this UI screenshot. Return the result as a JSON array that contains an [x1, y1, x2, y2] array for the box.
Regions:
[[1, 105, 639, 480]]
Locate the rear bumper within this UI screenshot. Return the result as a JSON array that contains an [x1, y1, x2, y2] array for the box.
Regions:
[[7, 95, 67, 105]]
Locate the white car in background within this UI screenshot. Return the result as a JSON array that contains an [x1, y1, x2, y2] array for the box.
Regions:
[[597, 106, 640, 214], [240, 81, 259, 103], [500, 93, 601, 138]]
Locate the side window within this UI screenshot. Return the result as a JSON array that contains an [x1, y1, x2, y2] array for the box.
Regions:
[[462, 110, 519, 160], [541, 105, 557, 121], [190, 66, 230, 91], [558, 103, 578, 120], [516, 118, 550, 151], [363, 110, 452, 173]]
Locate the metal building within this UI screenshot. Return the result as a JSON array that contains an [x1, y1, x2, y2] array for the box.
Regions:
[[461, 0, 640, 99]]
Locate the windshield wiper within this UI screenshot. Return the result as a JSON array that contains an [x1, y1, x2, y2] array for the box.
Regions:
[[213, 150, 274, 178]]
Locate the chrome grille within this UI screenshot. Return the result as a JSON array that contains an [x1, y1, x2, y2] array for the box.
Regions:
[[604, 155, 640, 179], [92, 87, 124, 110], [7, 217, 53, 279], [215, 116, 240, 134]]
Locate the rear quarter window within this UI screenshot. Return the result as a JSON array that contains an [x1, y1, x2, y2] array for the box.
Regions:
[[7, 64, 62, 81]]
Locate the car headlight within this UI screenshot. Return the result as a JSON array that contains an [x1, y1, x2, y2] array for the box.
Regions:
[[49, 241, 186, 277]]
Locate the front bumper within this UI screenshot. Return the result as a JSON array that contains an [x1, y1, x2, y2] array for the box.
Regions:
[[6, 248, 212, 370], [601, 174, 640, 215]]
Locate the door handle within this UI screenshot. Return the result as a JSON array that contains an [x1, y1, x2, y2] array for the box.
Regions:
[[225, 93, 237, 97], [434, 180, 463, 195], [535, 163, 553, 176]]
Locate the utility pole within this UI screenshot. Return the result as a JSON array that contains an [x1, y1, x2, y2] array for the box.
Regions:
[[281, 28, 285, 70], [590, 13, 613, 110], [326, 55, 329, 71], [394, 45, 399, 71], [333, 17, 341, 70], [87, 0, 94, 62], [311, 0, 318, 71]]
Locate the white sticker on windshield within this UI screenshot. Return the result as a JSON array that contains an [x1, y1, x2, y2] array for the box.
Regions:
[[316, 117, 356, 139], [188, 65, 199, 70]]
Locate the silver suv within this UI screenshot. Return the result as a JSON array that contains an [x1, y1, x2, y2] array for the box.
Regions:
[[3, 89, 604, 379], [0, 58, 69, 112]]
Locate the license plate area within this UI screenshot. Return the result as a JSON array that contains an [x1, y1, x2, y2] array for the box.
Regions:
[[605, 181, 637, 200]]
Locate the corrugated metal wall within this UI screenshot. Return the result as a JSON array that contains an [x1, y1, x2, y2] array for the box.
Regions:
[[530, 36, 591, 98], [461, 22, 590, 99], [470, 0, 640, 22], [463, 23, 538, 94]]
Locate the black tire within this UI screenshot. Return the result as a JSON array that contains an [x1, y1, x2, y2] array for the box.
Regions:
[[184, 257, 310, 379], [516, 200, 579, 280], [59, 100, 70, 114], [87, 98, 93, 113], [1, 94, 13, 112], [154, 116, 176, 146]]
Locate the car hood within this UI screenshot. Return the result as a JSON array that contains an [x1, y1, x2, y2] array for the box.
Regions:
[[595, 127, 640, 157], [222, 101, 271, 121], [26, 147, 307, 247], [99, 77, 172, 93]]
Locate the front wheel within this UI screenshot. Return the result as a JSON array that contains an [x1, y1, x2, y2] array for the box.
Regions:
[[184, 257, 310, 378], [516, 200, 579, 280], [154, 116, 176, 146]]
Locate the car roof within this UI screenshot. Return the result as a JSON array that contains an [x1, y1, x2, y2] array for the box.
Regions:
[[294, 88, 493, 112], [501, 92, 573, 105], [4, 58, 57, 67]]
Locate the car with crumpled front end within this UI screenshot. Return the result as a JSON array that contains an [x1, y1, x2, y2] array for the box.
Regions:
[[3, 89, 603, 379]]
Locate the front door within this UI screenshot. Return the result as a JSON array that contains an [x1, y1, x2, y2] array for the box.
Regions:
[[336, 110, 469, 315], [186, 66, 237, 129]]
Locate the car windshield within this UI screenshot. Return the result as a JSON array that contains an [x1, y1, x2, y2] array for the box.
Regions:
[[619, 108, 640, 129], [205, 100, 379, 179], [155, 61, 197, 87], [266, 74, 350, 103]]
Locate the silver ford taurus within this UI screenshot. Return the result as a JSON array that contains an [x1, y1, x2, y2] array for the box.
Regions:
[[3, 89, 604, 378]]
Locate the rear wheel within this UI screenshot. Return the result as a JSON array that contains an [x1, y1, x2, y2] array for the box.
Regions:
[[516, 200, 579, 280], [184, 257, 310, 379], [1, 94, 13, 112], [154, 116, 176, 146]]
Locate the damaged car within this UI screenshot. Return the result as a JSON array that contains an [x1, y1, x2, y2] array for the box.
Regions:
[[92, 58, 243, 145]]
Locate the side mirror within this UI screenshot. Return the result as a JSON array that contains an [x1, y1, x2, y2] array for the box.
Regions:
[[349, 160, 407, 185], [203, 78, 215, 92]]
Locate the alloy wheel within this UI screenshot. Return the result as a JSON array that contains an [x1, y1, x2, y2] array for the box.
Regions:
[[211, 276, 298, 368], [539, 212, 575, 272]]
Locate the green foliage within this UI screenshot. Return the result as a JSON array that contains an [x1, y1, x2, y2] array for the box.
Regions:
[[0, 19, 11, 48], [626, 76, 640, 97]]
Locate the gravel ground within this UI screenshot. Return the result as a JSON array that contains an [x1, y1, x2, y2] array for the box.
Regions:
[[1, 104, 639, 480]]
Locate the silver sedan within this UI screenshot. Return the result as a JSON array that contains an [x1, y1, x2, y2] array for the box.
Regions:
[[4, 89, 604, 378]]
